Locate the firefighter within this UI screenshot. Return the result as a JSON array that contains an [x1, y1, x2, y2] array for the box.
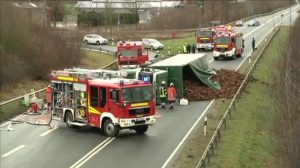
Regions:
[[159, 81, 167, 109], [167, 83, 177, 110], [183, 43, 188, 53], [252, 38, 256, 51], [46, 85, 53, 111], [178, 46, 181, 54], [191, 44, 196, 54]]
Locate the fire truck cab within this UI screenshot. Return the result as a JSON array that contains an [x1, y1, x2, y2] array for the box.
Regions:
[[49, 69, 156, 137], [213, 31, 244, 60], [196, 28, 215, 51], [117, 41, 149, 68]]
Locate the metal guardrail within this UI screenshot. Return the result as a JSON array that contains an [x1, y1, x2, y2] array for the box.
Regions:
[[195, 27, 280, 168], [80, 44, 117, 56]]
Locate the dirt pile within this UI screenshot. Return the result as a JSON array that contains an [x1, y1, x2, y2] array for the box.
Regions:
[[184, 69, 245, 101]]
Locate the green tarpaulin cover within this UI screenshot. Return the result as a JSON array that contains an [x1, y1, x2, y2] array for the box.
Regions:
[[189, 60, 220, 90]]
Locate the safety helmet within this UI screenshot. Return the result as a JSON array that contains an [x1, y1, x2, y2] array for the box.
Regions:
[[161, 81, 166, 85], [170, 83, 174, 86]]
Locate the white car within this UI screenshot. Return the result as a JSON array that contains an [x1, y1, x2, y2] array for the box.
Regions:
[[83, 34, 108, 45], [142, 38, 164, 50], [247, 20, 260, 27], [235, 20, 243, 27]]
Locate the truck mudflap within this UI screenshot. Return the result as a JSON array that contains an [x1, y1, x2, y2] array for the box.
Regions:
[[118, 116, 156, 128]]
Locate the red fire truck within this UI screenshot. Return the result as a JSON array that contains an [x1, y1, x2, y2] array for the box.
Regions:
[[213, 31, 244, 60], [117, 41, 149, 68], [196, 28, 215, 51], [49, 68, 156, 137]]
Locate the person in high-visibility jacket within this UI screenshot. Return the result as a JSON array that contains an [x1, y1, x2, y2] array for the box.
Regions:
[[167, 83, 177, 110], [159, 81, 167, 109]]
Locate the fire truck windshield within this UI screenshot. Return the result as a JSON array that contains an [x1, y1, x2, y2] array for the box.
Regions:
[[214, 37, 231, 44], [197, 31, 212, 37], [120, 50, 138, 57], [122, 86, 152, 103]]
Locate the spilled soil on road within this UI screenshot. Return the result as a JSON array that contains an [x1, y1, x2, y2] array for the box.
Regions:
[[184, 69, 246, 101]]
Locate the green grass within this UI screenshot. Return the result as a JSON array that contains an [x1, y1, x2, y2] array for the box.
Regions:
[[159, 36, 195, 56], [80, 50, 117, 69], [209, 27, 289, 168]]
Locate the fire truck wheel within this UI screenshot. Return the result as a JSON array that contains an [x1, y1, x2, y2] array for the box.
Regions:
[[96, 41, 100, 45], [66, 112, 74, 128], [134, 125, 148, 134], [103, 119, 119, 137]]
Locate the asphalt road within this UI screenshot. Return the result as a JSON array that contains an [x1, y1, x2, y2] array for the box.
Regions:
[[1, 4, 299, 168]]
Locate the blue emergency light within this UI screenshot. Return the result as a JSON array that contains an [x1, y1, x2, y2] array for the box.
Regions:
[[142, 76, 150, 83]]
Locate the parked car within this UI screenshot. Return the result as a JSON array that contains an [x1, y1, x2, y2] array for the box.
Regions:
[[235, 20, 243, 27], [83, 34, 108, 45], [142, 38, 164, 50], [247, 20, 260, 27]]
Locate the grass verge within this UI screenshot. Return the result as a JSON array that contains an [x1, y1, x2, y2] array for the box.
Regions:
[[174, 26, 289, 168], [80, 50, 116, 69], [159, 36, 195, 56]]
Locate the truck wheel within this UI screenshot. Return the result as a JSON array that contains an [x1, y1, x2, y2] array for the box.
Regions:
[[66, 112, 74, 128], [84, 40, 88, 45], [103, 119, 119, 137], [213, 57, 219, 61], [96, 41, 100, 45], [198, 48, 201, 52], [134, 125, 148, 134]]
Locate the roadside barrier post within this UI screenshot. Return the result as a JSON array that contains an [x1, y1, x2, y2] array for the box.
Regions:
[[204, 117, 208, 136]]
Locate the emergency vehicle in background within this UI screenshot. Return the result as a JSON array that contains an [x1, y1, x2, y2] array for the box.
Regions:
[[196, 27, 215, 51], [49, 68, 156, 137], [213, 27, 244, 60], [117, 41, 149, 68]]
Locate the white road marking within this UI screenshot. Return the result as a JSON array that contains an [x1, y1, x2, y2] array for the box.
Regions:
[[235, 10, 293, 71], [1, 145, 26, 158], [69, 137, 115, 168], [161, 100, 215, 168], [39, 127, 58, 137]]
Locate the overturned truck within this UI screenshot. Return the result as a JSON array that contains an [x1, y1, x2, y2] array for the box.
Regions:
[[149, 54, 220, 99]]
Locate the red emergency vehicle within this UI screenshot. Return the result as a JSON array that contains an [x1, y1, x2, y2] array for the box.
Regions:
[[196, 28, 215, 51], [49, 68, 156, 137], [117, 41, 148, 68], [213, 31, 244, 60]]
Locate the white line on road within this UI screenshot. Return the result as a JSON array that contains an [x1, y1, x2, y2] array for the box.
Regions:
[[161, 100, 215, 168], [1, 145, 26, 158], [235, 10, 293, 71], [69, 137, 115, 168], [39, 127, 58, 137]]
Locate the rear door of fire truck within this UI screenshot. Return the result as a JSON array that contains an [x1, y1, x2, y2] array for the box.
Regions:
[[88, 85, 108, 128]]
